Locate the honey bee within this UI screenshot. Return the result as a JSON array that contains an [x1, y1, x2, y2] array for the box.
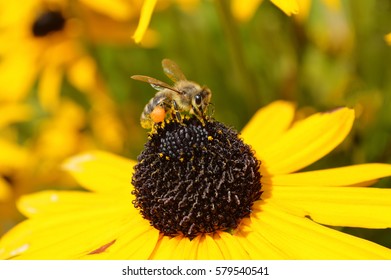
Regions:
[[131, 59, 212, 129]]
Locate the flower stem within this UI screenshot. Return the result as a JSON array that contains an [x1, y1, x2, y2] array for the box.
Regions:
[[215, 1, 261, 112]]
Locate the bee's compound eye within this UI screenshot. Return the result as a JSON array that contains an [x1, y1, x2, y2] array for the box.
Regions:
[[194, 94, 202, 106]]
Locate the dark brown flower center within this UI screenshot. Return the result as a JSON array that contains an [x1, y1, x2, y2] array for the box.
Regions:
[[32, 11, 66, 37], [131, 118, 262, 238]]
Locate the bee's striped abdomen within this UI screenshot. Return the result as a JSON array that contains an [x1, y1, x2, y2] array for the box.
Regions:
[[140, 93, 170, 129]]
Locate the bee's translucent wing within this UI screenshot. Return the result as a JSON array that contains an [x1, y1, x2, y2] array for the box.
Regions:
[[162, 59, 187, 82], [131, 75, 180, 92]]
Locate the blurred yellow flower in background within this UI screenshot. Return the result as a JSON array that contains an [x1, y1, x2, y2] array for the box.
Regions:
[[0, 0, 81, 106], [0, 0, 144, 108], [0, 0, 141, 236]]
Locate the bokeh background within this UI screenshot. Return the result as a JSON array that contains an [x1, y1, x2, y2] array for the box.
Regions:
[[1, 0, 391, 248]]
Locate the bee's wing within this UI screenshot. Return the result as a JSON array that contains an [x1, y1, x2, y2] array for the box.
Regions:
[[131, 75, 180, 92], [162, 59, 187, 83]]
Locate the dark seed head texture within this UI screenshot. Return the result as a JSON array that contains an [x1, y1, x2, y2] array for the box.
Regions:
[[132, 118, 262, 238]]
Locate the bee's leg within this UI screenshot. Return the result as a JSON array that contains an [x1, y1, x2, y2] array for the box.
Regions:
[[192, 106, 206, 125], [197, 113, 206, 126], [172, 100, 183, 124]]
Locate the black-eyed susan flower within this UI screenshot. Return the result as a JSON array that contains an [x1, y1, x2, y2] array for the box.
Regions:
[[0, 0, 82, 106], [1, 101, 391, 259], [0, 0, 128, 186], [0, 0, 139, 109]]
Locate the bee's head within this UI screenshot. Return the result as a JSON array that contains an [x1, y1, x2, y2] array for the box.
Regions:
[[192, 87, 212, 116]]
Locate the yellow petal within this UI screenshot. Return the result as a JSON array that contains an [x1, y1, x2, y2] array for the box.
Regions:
[[150, 234, 218, 260], [266, 185, 391, 228], [0, 1, 36, 27], [260, 108, 354, 175], [236, 218, 289, 259], [151, 236, 205, 260], [231, 0, 264, 22], [79, 0, 133, 21], [185, 235, 202, 259], [250, 203, 391, 259], [294, 0, 311, 22], [0, 202, 134, 259], [241, 100, 295, 154], [196, 234, 224, 259], [263, 163, 391, 187], [213, 232, 250, 259], [0, 45, 39, 102], [38, 65, 63, 111], [83, 218, 159, 259], [270, 0, 299, 15], [152, 233, 250, 260], [133, 0, 157, 43], [62, 151, 136, 193], [17, 190, 134, 218], [175, 235, 197, 259], [150, 235, 191, 260]]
